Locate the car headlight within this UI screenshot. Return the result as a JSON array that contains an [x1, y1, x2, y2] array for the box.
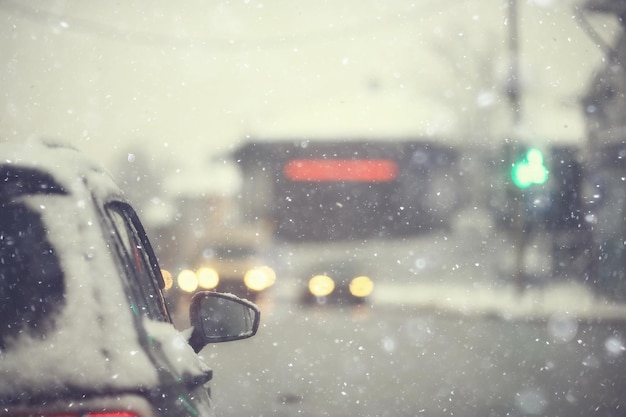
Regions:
[[349, 275, 374, 298], [308, 274, 335, 297], [177, 269, 198, 293], [196, 267, 219, 289], [161, 269, 173, 290], [244, 266, 276, 291]]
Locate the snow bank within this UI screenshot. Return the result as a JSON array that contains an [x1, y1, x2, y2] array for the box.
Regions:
[[373, 281, 626, 321]]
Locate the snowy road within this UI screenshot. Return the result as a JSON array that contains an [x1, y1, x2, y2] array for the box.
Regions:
[[189, 212, 626, 417], [202, 299, 626, 417]]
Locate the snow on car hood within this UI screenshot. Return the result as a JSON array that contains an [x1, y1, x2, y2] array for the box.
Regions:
[[0, 139, 204, 400]]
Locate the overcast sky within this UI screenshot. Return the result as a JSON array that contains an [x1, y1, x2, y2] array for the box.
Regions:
[[0, 0, 618, 196]]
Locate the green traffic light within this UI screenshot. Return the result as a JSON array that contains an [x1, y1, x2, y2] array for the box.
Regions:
[[511, 148, 549, 188]]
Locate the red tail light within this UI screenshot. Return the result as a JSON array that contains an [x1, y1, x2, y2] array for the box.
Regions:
[[27, 412, 140, 417], [88, 413, 139, 417], [284, 159, 399, 182]]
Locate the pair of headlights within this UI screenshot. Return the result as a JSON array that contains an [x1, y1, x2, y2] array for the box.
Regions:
[[176, 266, 276, 293], [308, 274, 374, 298]]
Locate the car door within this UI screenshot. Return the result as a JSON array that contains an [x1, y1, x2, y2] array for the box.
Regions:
[[102, 200, 215, 417]]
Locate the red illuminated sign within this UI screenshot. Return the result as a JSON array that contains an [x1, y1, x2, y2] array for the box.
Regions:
[[283, 159, 398, 182]]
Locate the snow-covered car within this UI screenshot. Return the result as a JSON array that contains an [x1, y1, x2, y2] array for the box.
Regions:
[[0, 139, 260, 417]]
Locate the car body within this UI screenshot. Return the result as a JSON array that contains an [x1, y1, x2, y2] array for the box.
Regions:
[[0, 139, 260, 417], [176, 228, 276, 302], [299, 261, 374, 306]]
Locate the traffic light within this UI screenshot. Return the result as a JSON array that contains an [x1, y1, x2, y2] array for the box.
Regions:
[[510, 147, 549, 188]]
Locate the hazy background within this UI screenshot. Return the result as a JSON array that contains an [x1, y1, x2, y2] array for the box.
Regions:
[[0, 0, 617, 197]]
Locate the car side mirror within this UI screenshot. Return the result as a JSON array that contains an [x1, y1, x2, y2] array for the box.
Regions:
[[188, 291, 261, 352]]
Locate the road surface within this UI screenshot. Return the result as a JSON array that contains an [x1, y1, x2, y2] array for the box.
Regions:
[[203, 298, 626, 417]]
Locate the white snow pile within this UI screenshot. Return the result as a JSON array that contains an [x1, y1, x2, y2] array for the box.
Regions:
[[373, 280, 626, 321]]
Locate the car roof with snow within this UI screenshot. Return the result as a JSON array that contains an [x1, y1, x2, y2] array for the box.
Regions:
[[0, 139, 206, 403]]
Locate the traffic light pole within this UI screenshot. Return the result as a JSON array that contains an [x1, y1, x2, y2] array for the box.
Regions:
[[506, 0, 520, 126], [512, 191, 529, 293], [506, 0, 528, 293]]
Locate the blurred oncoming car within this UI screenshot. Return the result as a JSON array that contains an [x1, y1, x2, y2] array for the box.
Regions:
[[300, 261, 374, 306], [0, 139, 260, 417], [176, 229, 276, 302]]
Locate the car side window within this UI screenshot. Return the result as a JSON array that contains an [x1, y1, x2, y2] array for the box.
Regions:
[[105, 201, 170, 323], [0, 201, 64, 348]]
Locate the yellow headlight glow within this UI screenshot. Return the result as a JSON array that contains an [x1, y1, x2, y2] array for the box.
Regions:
[[308, 274, 335, 297], [244, 266, 276, 291], [349, 275, 374, 298], [177, 269, 198, 293], [196, 267, 219, 289], [161, 269, 173, 290]]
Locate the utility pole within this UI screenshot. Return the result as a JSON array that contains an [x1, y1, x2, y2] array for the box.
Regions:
[[506, 0, 528, 293], [507, 0, 521, 125]]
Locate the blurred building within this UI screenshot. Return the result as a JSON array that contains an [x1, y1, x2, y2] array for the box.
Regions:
[[580, 0, 626, 299]]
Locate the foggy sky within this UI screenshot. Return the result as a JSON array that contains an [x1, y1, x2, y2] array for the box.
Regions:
[[0, 0, 616, 195]]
